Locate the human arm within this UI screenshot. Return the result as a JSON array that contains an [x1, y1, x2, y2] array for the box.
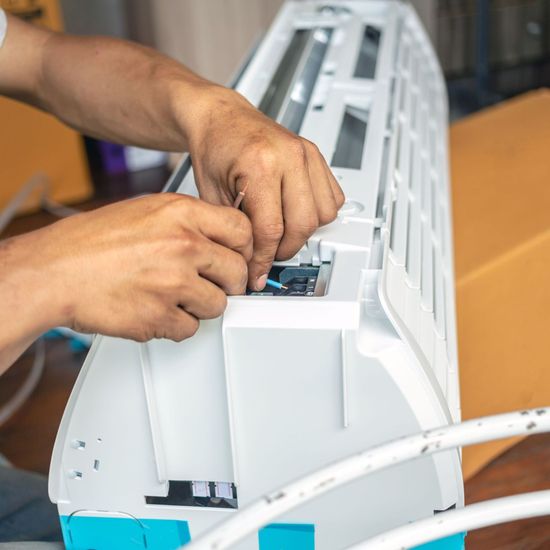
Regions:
[[0, 194, 251, 374], [0, 12, 344, 290]]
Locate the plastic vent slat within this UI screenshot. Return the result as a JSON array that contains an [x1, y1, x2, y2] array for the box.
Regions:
[[406, 143, 422, 288], [433, 250, 446, 338], [392, 122, 411, 266], [382, 8, 458, 409]]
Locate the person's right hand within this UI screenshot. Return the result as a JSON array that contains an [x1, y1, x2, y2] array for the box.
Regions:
[[2, 193, 252, 345]]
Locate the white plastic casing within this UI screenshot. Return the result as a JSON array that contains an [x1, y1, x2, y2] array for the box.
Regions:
[[49, 2, 463, 548]]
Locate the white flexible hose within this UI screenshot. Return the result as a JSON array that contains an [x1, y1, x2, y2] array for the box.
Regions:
[[348, 490, 550, 550], [184, 407, 550, 550], [0, 339, 46, 428], [0, 173, 48, 233]]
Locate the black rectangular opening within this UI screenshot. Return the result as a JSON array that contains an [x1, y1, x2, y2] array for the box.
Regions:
[[258, 29, 311, 120], [146, 480, 238, 509], [258, 28, 333, 134], [331, 106, 368, 169], [354, 25, 381, 79], [247, 264, 331, 297]]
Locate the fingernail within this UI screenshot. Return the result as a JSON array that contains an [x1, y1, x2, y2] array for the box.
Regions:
[[256, 274, 268, 291]]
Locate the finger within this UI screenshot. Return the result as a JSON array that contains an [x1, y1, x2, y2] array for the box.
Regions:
[[178, 274, 229, 320], [309, 143, 345, 209], [277, 164, 319, 260], [186, 198, 253, 261], [322, 159, 346, 208], [305, 146, 339, 225], [242, 175, 285, 290], [163, 307, 200, 342], [196, 238, 248, 295]]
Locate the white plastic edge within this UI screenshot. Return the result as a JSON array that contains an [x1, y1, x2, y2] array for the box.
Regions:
[[349, 490, 550, 549]]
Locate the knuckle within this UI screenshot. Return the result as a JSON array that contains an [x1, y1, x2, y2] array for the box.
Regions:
[[184, 317, 200, 338], [179, 230, 200, 255], [334, 186, 346, 207], [212, 291, 228, 317], [256, 221, 285, 244], [171, 319, 200, 342], [132, 323, 156, 343], [249, 143, 278, 174], [294, 213, 319, 237], [303, 139, 320, 156], [319, 205, 338, 225], [231, 211, 253, 242], [163, 193, 191, 215], [288, 138, 307, 163], [133, 331, 150, 343], [228, 255, 248, 294]]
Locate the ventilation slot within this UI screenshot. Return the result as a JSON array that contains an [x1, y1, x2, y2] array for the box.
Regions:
[[259, 27, 333, 134], [280, 28, 333, 133], [331, 106, 368, 169], [258, 29, 310, 120], [376, 136, 391, 219], [406, 149, 422, 288], [354, 25, 381, 79]]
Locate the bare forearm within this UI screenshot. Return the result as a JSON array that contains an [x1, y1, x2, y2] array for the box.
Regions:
[[0, 233, 68, 374], [0, 12, 225, 152], [37, 32, 218, 151]]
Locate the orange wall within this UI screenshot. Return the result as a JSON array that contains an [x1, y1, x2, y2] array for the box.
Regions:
[[0, 0, 92, 212]]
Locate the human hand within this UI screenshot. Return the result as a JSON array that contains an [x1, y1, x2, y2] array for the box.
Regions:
[[2, 194, 252, 344], [186, 87, 345, 290]]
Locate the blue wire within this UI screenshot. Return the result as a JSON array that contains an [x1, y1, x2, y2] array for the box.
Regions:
[[266, 278, 284, 290]]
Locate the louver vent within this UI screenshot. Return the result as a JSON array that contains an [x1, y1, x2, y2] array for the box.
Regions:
[[382, 8, 459, 420]]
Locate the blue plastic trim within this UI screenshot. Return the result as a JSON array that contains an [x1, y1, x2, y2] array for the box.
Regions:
[[259, 523, 315, 549], [412, 531, 467, 549], [59, 514, 462, 550], [60, 515, 191, 550]]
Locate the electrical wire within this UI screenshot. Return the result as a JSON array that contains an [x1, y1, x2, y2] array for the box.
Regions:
[[0, 339, 46, 428], [0, 173, 49, 233], [183, 407, 550, 550]]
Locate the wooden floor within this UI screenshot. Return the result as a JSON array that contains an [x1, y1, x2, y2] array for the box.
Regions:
[[1, 186, 549, 549]]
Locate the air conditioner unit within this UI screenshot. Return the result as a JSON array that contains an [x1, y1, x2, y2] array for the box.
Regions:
[[49, 2, 464, 549]]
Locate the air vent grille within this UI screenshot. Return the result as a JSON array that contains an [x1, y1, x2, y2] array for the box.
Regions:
[[383, 8, 458, 418]]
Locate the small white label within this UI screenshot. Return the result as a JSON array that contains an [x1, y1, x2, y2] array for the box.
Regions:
[[214, 482, 233, 499], [191, 480, 209, 498]]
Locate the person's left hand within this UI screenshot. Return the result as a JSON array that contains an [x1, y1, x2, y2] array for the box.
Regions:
[[186, 87, 345, 291]]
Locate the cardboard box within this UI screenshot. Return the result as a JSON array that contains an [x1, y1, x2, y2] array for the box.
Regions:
[[451, 89, 550, 478], [0, 0, 92, 213]]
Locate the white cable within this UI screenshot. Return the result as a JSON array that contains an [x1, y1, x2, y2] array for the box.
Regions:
[[0, 173, 81, 235], [41, 197, 82, 218], [0, 173, 49, 234], [184, 407, 550, 550], [348, 490, 550, 550], [0, 339, 46, 428]]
